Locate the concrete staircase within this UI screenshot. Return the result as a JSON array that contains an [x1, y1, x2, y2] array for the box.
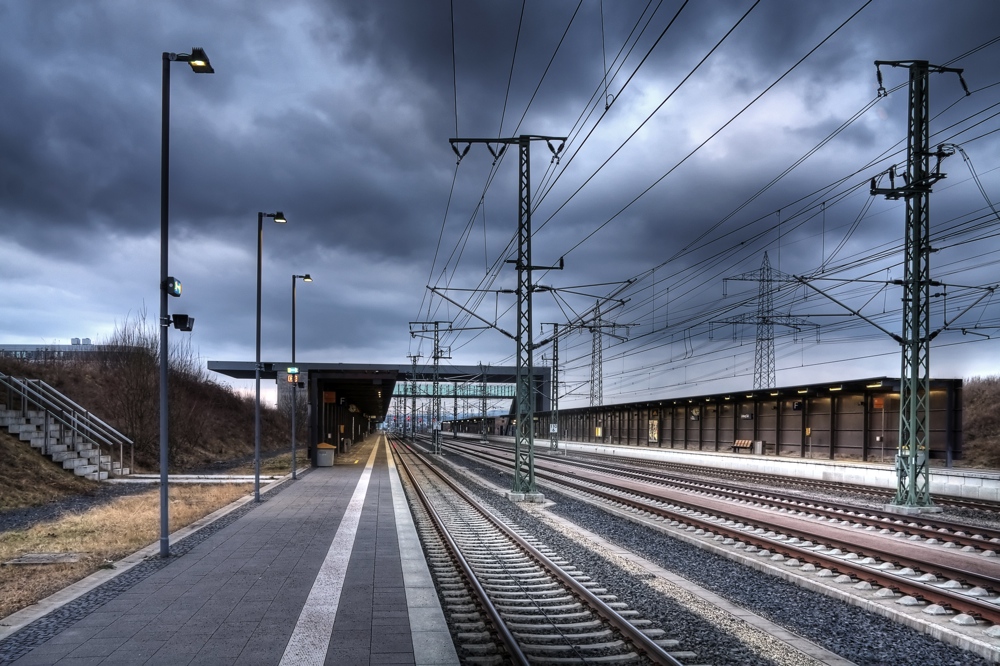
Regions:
[[0, 373, 132, 481]]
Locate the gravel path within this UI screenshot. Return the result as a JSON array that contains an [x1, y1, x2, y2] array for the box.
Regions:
[[0, 484, 154, 536]]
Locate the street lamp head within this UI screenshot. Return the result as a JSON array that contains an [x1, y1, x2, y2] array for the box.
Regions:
[[185, 47, 214, 74], [270, 211, 287, 224], [302, 274, 312, 282]]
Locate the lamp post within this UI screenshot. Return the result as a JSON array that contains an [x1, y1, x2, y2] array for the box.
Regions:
[[255, 211, 288, 502], [291, 273, 312, 479], [159, 47, 213, 559]]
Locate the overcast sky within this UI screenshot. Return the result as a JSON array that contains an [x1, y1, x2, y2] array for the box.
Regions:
[[2, 1, 1000, 409]]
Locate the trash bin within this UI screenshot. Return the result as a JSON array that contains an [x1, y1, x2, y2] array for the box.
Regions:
[[316, 442, 336, 467]]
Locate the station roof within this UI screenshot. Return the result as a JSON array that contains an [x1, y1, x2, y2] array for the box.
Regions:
[[207, 361, 540, 422], [551, 376, 962, 414]]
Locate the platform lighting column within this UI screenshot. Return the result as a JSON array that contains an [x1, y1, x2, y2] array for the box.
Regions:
[[255, 211, 287, 502], [291, 273, 311, 480], [159, 47, 213, 559]]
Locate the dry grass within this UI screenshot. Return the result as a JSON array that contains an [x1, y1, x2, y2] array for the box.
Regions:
[[0, 434, 98, 510], [0, 354, 292, 474], [0, 483, 252, 620], [963, 376, 1000, 467]]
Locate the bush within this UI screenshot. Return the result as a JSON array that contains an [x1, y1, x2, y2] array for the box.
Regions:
[[0, 308, 290, 472], [962, 376, 1000, 467]]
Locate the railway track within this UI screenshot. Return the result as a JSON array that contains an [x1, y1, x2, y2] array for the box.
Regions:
[[436, 438, 1000, 643], [459, 440, 1000, 550], [544, 444, 1000, 514], [390, 436, 693, 665]]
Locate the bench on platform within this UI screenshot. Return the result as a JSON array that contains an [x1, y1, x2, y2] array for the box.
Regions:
[[732, 439, 753, 452]]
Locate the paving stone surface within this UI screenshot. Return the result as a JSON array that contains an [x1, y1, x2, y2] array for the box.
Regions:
[[0, 436, 456, 666]]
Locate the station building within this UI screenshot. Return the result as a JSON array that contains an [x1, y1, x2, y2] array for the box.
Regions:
[[450, 376, 964, 465]]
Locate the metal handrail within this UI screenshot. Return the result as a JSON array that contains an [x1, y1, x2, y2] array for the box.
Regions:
[[0, 371, 133, 476], [26, 378, 131, 448]]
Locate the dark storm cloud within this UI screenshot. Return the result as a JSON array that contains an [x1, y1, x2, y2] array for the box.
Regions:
[[3, 0, 1000, 405]]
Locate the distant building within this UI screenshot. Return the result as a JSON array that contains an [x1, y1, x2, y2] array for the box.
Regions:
[[0, 339, 98, 361]]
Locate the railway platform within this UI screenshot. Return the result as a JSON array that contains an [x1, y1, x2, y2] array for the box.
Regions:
[[0, 434, 459, 666], [545, 437, 1000, 502]]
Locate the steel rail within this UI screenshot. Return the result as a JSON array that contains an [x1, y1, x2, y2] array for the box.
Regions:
[[533, 463, 1000, 624], [580, 449, 1000, 514], [390, 437, 529, 666], [560, 456, 1000, 528], [545, 454, 1000, 548], [459, 432, 1000, 513], [440, 438, 1000, 624], [451, 439, 1000, 550], [396, 436, 683, 665]]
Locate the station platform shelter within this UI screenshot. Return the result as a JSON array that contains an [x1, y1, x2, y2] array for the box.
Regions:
[[449, 376, 964, 465], [207, 361, 549, 461]]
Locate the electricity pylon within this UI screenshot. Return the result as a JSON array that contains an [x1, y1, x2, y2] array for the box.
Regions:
[[796, 62, 975, 511], [719, 252, 817, 390], [541, 324, 563, 453], [479, 362, 489, 442], [550, 323, 561, 451], [591, 317, 603, 407], [453, 381, 458, 439], [587, 301, 629, 406], [394, 388, 401, 434]]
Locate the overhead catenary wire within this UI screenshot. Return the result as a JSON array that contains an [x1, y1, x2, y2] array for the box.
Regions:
[[535, 1, 874, 264], [426, 7, 1000, 403]]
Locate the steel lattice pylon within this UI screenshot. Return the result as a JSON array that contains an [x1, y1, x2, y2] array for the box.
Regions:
[[587, 301, 629, 406], [513, 136, 535, 493], [549, 323, 560, 451], [479, 363, 488, 440], [450, 134, 565, 496], [590, 304, 603, 407], [407, 354, 419, 439], [433, 326, 440, 452], [718, 252, 816, 390], [871, 60, 964, 509], [897, 63, 933, 507], [753, 254, 776, 390], [409, 322, 450, 453]]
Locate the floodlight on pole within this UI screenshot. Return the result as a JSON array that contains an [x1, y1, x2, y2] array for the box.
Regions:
[[159, 47, 213, 559], [186, 48, 214, 74], [255, 211, 287, 502]]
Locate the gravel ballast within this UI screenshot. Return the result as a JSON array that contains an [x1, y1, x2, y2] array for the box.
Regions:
[[435, 449, 993, 666]]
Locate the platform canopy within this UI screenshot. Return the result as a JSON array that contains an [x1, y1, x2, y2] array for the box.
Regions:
[[207, 362, 546, 423]]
